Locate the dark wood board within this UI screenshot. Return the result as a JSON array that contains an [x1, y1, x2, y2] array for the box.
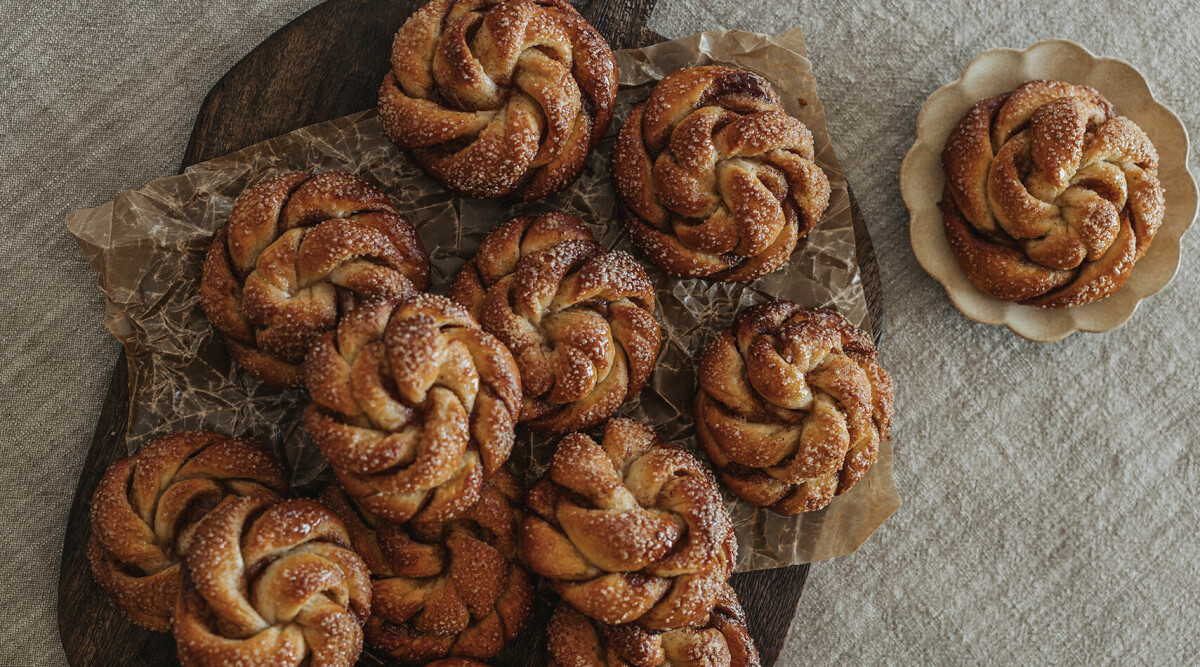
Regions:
[[58, 0, 883, 664]]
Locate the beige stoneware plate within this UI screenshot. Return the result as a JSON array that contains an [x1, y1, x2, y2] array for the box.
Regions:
[[901, 39, 1197, 341]]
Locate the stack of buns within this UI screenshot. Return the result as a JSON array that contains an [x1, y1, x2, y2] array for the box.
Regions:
[[87, 1, 901, 664]]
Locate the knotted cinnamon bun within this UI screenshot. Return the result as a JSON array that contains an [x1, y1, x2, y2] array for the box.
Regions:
[[941, 80, 1164, 307]]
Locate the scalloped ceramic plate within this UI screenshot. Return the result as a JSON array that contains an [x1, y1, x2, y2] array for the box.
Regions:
[[901, 39, 1197, 341]]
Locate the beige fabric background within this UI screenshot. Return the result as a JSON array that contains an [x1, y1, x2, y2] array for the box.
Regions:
[[2, 0, 1197, 663]]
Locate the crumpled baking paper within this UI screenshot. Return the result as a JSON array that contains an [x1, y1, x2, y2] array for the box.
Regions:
[[68, 28, 899, 570]]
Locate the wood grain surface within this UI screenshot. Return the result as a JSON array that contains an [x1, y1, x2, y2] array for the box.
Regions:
[[58, 0, 882, 664]]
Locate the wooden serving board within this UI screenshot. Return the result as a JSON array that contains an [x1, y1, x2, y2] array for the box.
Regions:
[[57, 0, 884, 664]]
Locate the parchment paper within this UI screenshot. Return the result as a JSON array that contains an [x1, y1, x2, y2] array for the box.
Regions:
[[68, 28, 899, 570]]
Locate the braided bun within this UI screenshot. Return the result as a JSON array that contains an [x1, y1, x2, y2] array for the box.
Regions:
[[546, 583, 760, 667], [451, 212, 661, 434], [88, 431, 286, 631], [379, 0, 617, 201], [304, 293, 522, 525], [613, 65, 830, 282], [201, 171, 429, 387], [695, 301, 893, 514], [941, 80, 1164, 307], [523, 418, 736, 630], [322, 470, 533, 664], [172, 497, 372, 666]]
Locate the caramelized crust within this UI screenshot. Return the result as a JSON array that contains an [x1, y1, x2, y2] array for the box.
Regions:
[[523, 418, 736, 630], [940, 80, 1164, 308], [546, 583, 760, 667], [200, 171, 430, 387], [378, 0, 617, 201], [303, 293, 522, 525], [87, 430, 287, 631], [172, 497, 372, 667], [450, 212, 662, 433], [694, 301, 893, 514], [322, 470, 534, 664], [612, 66, 831, 282]]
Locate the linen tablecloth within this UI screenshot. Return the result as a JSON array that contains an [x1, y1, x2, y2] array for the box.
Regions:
[[3, 1, 1197, 663]]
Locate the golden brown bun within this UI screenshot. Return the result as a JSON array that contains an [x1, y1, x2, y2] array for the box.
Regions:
[[172, 497, 372, 666], [304, 293, 522, 525], [612, 65, 831, 282], [451, 212, 662, 434], [523, 418, 736, 630], [694, 301, 893, 514], [200, 171, 430, 387], [87, 431, 287, 632], [940, 80, 1164, 308], [546, 583, 761, 667], [379, 0, 617, 201], [322, 470, 534, 664]]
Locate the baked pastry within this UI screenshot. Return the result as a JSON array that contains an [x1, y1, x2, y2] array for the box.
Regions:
[[379, 0, 617, 201], [426, 660, 491, 667], [87, 431, 287, 631], [304, 293, 522, 525], [173, 496, 372, 666], [451, 212, 661, 433], [612, 65, 831, 282], [546, 583, 760, 667], [201, 171, 430, 387], [941, 80, 1165, 308], [695, 301, 893, 514], [323, 470, 534, 664], [523, 418, 736, 630]]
